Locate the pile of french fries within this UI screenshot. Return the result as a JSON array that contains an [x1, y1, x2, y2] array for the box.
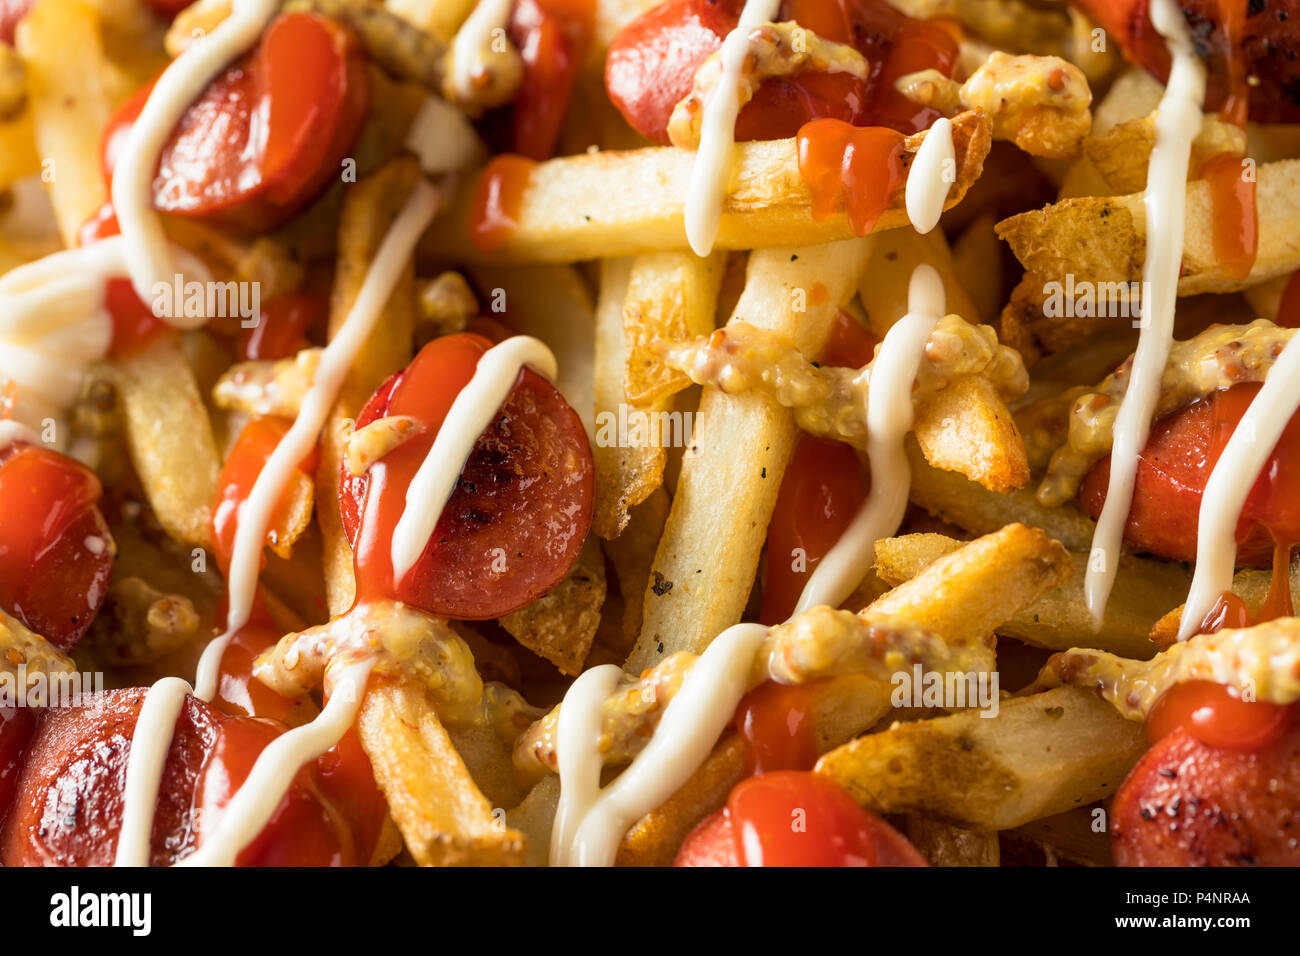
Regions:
[[6, 0, 1296, 868]]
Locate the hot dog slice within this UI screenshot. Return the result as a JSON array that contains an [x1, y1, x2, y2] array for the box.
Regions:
[[1078, 384, 1300, 565], [101, 12, 369, 232], [338, 333, 595, 620]]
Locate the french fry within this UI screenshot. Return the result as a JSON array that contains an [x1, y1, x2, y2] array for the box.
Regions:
[[1091, 67, 1163, 136], [506, 775, 560, 868], [351, 67, 432, 176], [913, 374, 1029, 494], [1147, 562, 1299, 649], [317, 158, 421, 615], [655, 306, 1028, 493], [558, 68, 652, 154], [1056, 67, 1164, 201], [815, 687, 1147, 829], [601, 487, 669, 650], [106, 514, 225, 611], [592, 251, 718, 537], [950, 212, 1003, 324], [114, 335, 222, 548], [627, 238, 873, 672], [616, 735, 748, 867], [1243, 272, 1288, 322], [994, 269, 1133, 364], [863, 523, 1072, 648], [264, 471, 314, 560], [89, 511, 228, 687], [452, 621, 522, 687], [591, 256, 658, 538], [623, 251, 724, 404], [468, 263, 597, 436], [942, 0, 1117, 89], [875, 532, 1181, 658], [993, 273, 1048, 365], [445, 716, 531, 812], [0, 108, 39, 194], [16, 0, 116, 246], [905, 817, 1001, 866], [357, 677, 527, 866], [498, 538, 606, 676], [856, 216, 980, 334], [0, 41, 22, 123], [423, 110, 992, 263], [1079, 110, 1299, 199], [1082, 112, 1245, 196], [260, 528, 330, 628], [383, 0, 475, 39], [905, 436, 1097, 550], [997, 158, 1300, 295]]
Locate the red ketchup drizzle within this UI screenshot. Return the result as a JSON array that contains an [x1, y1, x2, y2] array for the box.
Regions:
[[1204, 0, 1258, 281], [470, 155, 537, 253]]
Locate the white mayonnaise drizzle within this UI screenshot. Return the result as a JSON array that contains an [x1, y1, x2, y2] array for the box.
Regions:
[[793, 264, 946, 614], [212, 180, 442, 657], [1178, 335, 1300, 638], [555, 623, 768, 867], [551, 265, 947, 864], [390, 335, 557, 580], [549, 664, 622, 867], [177, 658, 375, 866], [904, 117, 954, 234], [112, 0, 280, 310], [0, 238, 209, 429], [404, 95, 487, 176], [1084, 0, 1204, 627], [683, 0, 782, 257], [114, 677, 193, 867], [451, 0, 516, 103], [115, 181, 442, 867]]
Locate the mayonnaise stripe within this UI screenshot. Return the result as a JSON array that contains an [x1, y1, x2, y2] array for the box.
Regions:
[[562, 623, 768, 867], [211, 178, 442, 667], [0, 238, 206, 424], [793, 264, 946, 615], [905, 117, 954, 235], [1084, 0, 1205, 626], [451, 0, 515, 103], [112, 0, 280, 312], [390, 335, 557, 580], [114, 677, 192, 867], [176, 658, 375, 867], [116, 179, 441, 868], [550, 664, 623, 867], [683, 0, 782, 257], [551, 261, 950, 864], [1178, 334, 1300, 638]]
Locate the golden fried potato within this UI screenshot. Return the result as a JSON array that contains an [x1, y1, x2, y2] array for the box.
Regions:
[[815, 687, 1147, 829]]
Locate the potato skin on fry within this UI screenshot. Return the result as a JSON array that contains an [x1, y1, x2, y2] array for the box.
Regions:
[[1112, 724, 1300, 867], [914, 374, 1029, 494], [424, 111, 992, 263], [815, 688, 1147, 830], [996, 158, 1300, 295], [863, 522, 1073, 649], [874, 531, 1172, 659]]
